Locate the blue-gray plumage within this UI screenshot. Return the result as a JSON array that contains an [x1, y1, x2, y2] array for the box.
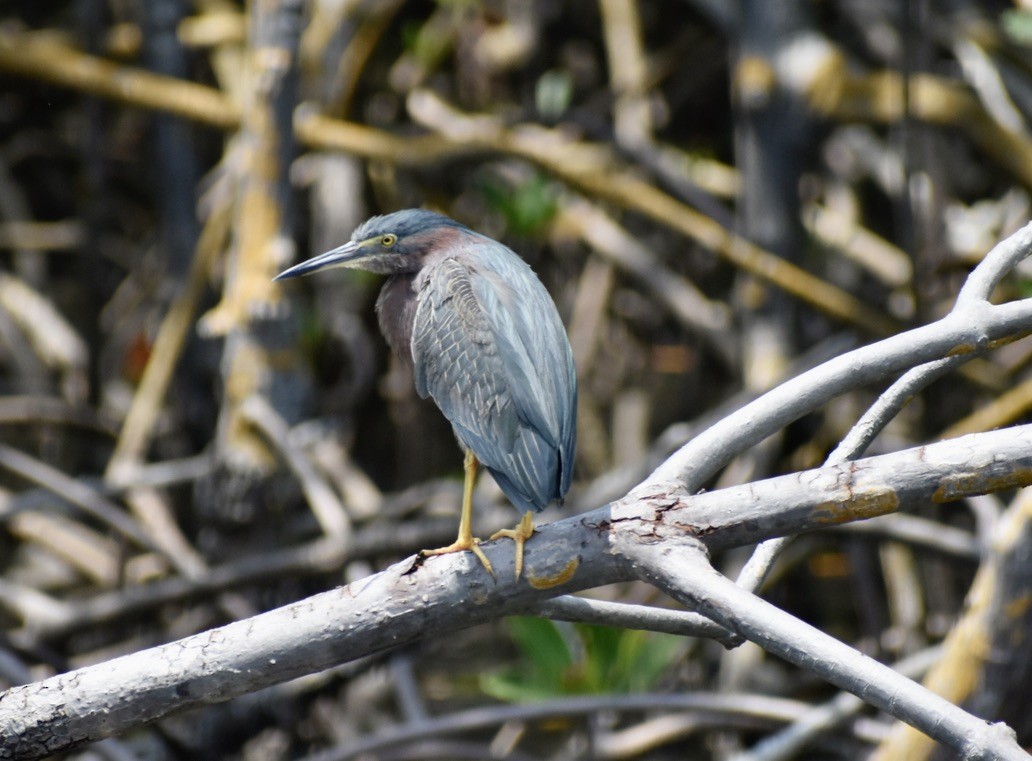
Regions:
[[275, 209, 577, 577]]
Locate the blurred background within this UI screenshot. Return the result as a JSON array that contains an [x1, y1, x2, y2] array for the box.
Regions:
[[2, 0, 1032, 758]]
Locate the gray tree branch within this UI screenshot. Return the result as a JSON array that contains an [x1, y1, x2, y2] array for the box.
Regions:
[[634, 545, 1026, 761], [4, 425, 1032, 758], [644, 220, 1032, 495]]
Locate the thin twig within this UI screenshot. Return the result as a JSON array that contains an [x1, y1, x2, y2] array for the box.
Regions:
[[0, 442, 157, 551], [240, 395, 352, 541]]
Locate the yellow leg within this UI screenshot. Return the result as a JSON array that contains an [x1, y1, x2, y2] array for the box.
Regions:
[[419, 450, 494, 576], [490, 512, 535, 579]]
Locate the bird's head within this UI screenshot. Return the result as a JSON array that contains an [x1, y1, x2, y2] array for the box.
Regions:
[[274, 209, 469, 280]]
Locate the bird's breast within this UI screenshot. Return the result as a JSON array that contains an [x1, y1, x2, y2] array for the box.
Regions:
[[376, 272, 419, 366]]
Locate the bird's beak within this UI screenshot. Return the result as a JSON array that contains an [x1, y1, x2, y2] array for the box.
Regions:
[[274, 240, 365, 281]]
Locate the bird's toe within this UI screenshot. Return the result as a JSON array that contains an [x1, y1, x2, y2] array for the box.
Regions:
[[419, 537, 495, 577]]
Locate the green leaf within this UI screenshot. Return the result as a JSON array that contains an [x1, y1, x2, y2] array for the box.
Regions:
[[1002, 10, 1032, 46], [617, 629, 684, 692], [536, 69, 574, 120], [507, 616, 573, 677], [479, 172, 558, 237], [480, 617, 574, 703], [481, 671, 568, 703], [482, 617, 686, 702], [576, 623, 624, 692]]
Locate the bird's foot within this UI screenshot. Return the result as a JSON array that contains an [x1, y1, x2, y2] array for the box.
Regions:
[[490, 514, 535, 579], [419, 537, 495, 577]]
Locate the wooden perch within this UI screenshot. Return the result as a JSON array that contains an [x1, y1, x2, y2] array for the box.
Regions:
[[3, 425, 1032, 759]]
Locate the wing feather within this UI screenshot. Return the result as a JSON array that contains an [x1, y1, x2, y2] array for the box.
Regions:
[[412, 247, 576, 512]]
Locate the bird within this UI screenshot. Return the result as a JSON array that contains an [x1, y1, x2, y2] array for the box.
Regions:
[[275, 209, 577, 579]]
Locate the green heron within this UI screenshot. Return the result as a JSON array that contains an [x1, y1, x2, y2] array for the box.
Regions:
[[275, 209, 577, 578]]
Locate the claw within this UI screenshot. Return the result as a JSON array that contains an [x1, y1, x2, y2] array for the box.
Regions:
[[490, 513, 535, 579], [419, 537, 495, 577]]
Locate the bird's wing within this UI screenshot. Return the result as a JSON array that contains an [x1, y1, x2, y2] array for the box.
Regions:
[[467, 252, 577, 496], [412, 252, 575, 510]]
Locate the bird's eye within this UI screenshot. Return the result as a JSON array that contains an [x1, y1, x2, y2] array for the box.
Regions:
[[380, 234, 397, 247]]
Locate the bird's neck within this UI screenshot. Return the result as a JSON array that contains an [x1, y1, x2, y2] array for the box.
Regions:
[[376, 272, 419, 364]]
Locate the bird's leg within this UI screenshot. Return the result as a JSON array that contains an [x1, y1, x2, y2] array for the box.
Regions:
[[419, 450, 495, 576], [490, 512, 535, 580]]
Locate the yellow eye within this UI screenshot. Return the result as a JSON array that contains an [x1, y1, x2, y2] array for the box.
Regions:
[[380, 234, 397, 247]]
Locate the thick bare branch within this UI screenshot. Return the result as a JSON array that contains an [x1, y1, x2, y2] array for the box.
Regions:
[[644, 297, 1032, 493], [634, 547, 1027, 761], [4, 425, 1032, 757]]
